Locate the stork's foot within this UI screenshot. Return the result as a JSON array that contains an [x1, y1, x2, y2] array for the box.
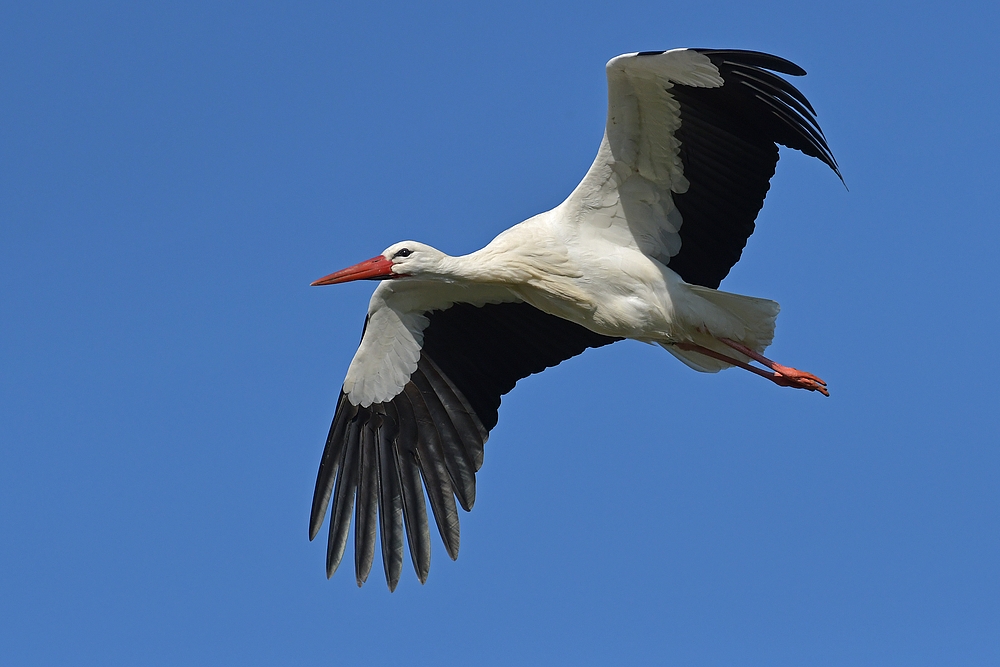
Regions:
[[769, 365, 829, 396], [673, 341, 829, 396], [718, 337, 829, 397]]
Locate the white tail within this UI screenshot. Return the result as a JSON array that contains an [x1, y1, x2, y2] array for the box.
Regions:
[[664, 287, 780, 373]]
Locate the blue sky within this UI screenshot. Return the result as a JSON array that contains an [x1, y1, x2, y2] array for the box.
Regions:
[[2, 1, 998, 665]]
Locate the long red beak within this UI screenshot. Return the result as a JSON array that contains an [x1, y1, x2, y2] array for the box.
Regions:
[[311, 255, 395, 286]]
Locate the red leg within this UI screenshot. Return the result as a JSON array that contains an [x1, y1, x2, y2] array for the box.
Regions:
[[718, 338, 828, 396], [673, 341, 829, 396]]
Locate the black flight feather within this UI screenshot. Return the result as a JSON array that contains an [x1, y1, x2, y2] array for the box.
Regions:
[[312, 302, 618, 589], [354, 420, 379, 585], [326, 418, 360, 578], [666, 49, 839, 288], [376, 420, 404, 592]]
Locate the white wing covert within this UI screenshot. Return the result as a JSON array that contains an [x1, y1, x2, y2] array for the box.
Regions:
[[563, 48, 841, 289], [343, 281, 516, 407], [310, 281, 620, 590]]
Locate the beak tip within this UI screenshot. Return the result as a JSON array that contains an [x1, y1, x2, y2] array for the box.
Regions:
[[311, 255, 394, 287]]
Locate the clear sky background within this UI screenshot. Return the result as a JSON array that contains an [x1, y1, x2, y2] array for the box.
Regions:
[[2, 1, 998, 665]]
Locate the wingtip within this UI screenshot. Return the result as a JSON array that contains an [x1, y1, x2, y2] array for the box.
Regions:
[[355, 557, 373, 587], [326, 550, 344, 580], [412, 550, 431, 585], [829, 161, 847, 189], [694, 48, 808, 76], [458, 488, 476, 512], [783, 62, 807, 77]]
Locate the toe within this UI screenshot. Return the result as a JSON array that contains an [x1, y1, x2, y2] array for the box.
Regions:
[[774, 364, 826, 386]]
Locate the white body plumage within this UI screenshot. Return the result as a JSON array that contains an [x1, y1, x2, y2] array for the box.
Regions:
[[310, 47, 839, 590]]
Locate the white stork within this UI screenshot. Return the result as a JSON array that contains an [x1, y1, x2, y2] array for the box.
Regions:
[[309, 48, 841, 590]]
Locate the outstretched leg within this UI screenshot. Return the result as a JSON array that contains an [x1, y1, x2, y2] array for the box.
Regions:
[[718, 338, 827, 395], [673, 341, 829, 396]]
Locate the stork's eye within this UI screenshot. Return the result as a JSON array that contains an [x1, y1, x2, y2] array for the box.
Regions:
[[392, 248, 412, 259]]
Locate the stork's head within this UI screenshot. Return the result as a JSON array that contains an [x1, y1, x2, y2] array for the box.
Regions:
[[311, 241, 449, 285]]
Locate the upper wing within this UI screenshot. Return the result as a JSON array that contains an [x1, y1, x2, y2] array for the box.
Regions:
[[309, 282, 620, 590], [562, 48, 841, 288]]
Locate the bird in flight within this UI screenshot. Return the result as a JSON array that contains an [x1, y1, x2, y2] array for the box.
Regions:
[[309, 48, 841, 590]]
